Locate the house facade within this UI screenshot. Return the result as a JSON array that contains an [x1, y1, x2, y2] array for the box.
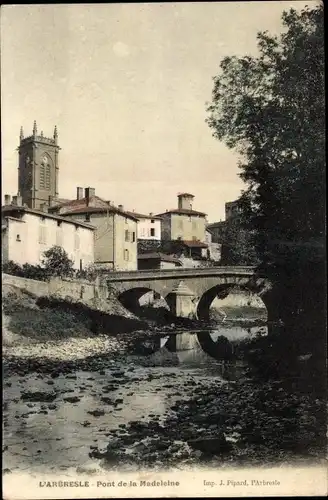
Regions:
[[1, 197, 95, 269], [207, 221, 227, 244], [125, 211, 162, 240], [137, 252, 182, 270], [49, 187, 138, 271], [156, 193, 207, 243]]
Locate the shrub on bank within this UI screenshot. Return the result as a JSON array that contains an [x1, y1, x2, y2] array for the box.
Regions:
[[2, 261, 49, 281]]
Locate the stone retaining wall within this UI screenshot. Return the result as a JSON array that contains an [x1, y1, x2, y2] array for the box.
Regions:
[[2, 273, 108, 302]]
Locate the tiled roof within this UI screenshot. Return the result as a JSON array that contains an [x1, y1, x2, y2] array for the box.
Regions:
[[138, 252, 182, 264], [49, 195, 139, 221], [60, 206, 139, 221], [49, 195, 108, 211], [125, 211, 163, 220], [156, 208, 206, 217], [182, 240, 208, 248], [178, 192, 194, 197], [207, 221, 227, 229], [1, 205, 96, 229]]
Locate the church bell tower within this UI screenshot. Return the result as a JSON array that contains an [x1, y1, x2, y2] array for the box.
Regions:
[[18, 121, 60, 209]]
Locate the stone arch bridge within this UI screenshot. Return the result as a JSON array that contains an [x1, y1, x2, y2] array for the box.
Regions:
[[104, 267, 274, 322]]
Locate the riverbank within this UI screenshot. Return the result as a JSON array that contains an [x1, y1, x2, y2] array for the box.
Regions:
[[3, 282, 326, 476], [3, 334, 327, 476]]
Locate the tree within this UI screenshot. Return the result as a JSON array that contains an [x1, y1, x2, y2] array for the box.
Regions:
[[206, 5, 325, 333], [42, 246, 75, 278], [220, 215, 259, 266]]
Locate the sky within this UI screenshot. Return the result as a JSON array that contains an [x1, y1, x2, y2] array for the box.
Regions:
[[1, 1, 313, 222]]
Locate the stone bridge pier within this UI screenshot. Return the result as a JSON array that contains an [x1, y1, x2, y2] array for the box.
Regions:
[[165, 281, 198, 319]]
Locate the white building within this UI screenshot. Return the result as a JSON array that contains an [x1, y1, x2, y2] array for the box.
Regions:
[[1, 196, 95, 270], [125, 210, 162, 240]]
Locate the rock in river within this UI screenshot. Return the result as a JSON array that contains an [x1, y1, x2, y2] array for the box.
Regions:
[[20, 391, 57, 402], [188, 433, 232, 455]]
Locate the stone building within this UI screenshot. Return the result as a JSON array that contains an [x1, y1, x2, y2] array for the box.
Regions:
[[207, 199, 241, 244], [137, 252, 182, 270], [156, 193, 207, 242], [1, 196, 95, 269], [225, 200, 241, 220], [17, 122, 61, 210], [125, 210, 162, 240], [206, 220, 227, 244], [49, 188, 138, 271], [155, 193, 208, 259]]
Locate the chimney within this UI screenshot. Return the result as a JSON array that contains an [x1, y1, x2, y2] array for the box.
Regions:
[[85, 187, 95, 207], [16, 193, 23, 206], [48, 195, 55, 207], [118, 204, 124, 211], [12, 195, 18, 206], [41, 203, 48, 213], [4, 195, 11, 206], [77, 187, 83, 200], [149, 212, 153, 217]]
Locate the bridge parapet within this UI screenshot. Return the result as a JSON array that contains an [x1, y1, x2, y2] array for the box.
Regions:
[[104, 266, 258, 282]]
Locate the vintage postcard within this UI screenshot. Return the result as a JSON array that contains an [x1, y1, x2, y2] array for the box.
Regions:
[[1, 2, 327, 498]]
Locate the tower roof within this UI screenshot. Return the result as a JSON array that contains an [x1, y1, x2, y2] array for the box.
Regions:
[[178, 192, 194, 198]]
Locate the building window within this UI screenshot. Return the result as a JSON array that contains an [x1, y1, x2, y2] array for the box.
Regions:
[[125, 229, 129, 242], [178, 219, 183, 230], [192, 236, 197, 241], [45, 165, 51, 189], [16, 234, 21, 242], [132, 232, 136, 242], [192, 220, 197, 230], [124, 249, 129, 261], [125, 218, 128, 224], [39, 225, 47, 245], [150, 228, 155, 237], [151, 219, 155, 224], [57, 221, 62, 227], [74, 233, 80, 251], [39, 165, 45, 188], [56, 228, 62, 246]]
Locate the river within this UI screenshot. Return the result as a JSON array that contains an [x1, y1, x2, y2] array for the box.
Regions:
[[3, 323, 326, 476]]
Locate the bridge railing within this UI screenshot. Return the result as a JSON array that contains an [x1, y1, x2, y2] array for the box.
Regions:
[[103, 266, 258, 282]]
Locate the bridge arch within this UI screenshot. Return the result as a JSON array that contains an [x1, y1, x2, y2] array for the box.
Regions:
[[196, 280, 271, 321], [117, 286, 170, 320]]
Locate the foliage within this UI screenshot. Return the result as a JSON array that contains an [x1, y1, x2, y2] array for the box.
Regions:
[[220, 214, 259, 265], [41, 246, 75, 278], [2, 260, 23, 277], [206, 5, 325, 333], [3, 246, 76, 280], [21, 263, 49, 281], [75, 264, 99, 281], [2, 260, 48, 281]]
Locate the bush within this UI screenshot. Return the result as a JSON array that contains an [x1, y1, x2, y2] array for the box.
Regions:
[[21, 263, 49, 281], [41, 246, 75, 278], [2, 260, 23, 277]]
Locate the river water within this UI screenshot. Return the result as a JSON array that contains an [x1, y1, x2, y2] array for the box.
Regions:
[[3, 323, 257, 475], [3, 322, 325, 476]]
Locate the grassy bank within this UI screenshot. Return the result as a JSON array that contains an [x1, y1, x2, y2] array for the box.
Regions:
[[2, 284, 149, 345]]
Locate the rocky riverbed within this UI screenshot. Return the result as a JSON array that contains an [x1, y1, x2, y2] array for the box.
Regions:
[[3, 332, 327, 477]]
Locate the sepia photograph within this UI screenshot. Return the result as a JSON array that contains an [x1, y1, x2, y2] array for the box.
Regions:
[[1, 1, 326, 498]]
